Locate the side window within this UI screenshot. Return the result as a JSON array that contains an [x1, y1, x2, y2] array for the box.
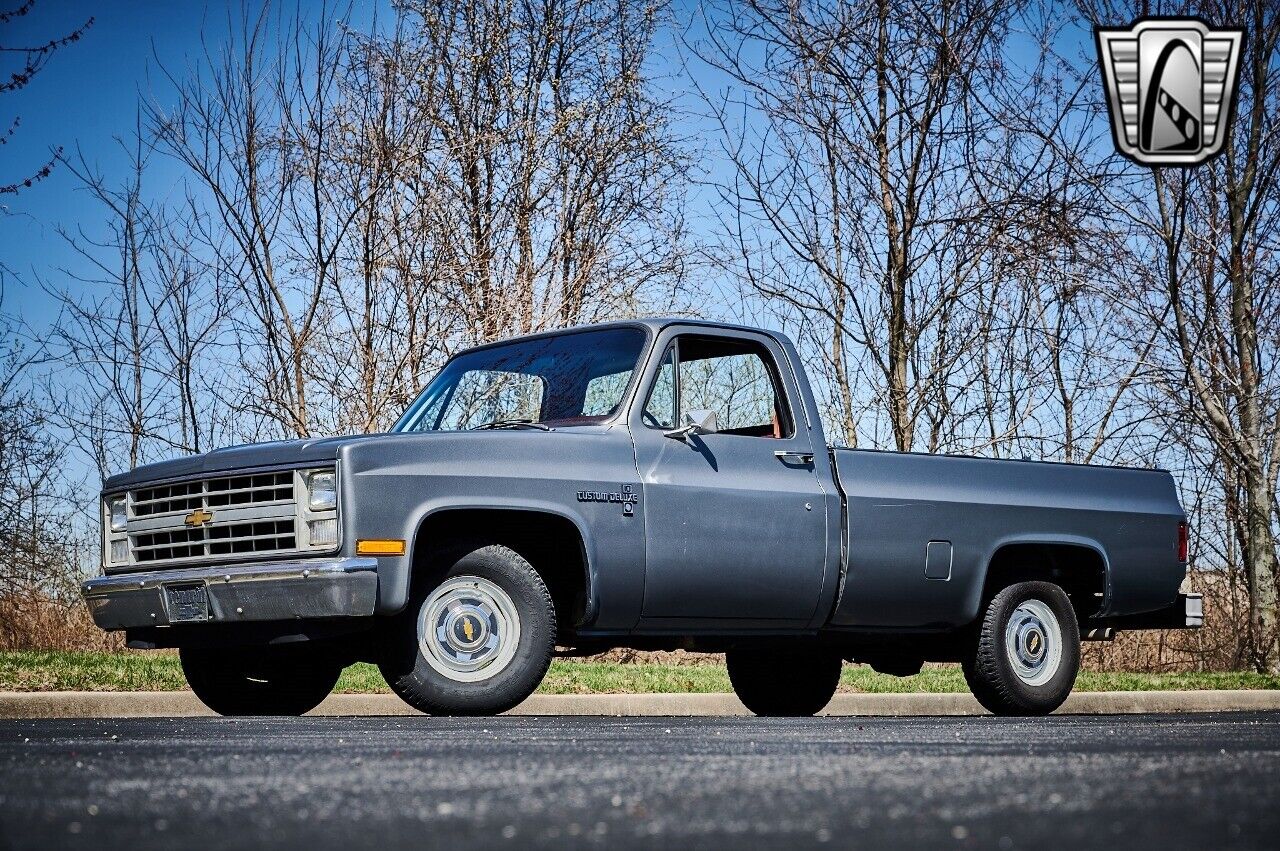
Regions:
[[677, 337, 793, 439], [642, 345, 676, 429]]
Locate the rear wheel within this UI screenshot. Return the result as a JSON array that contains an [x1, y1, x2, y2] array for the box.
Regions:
[[379, 542, 556, 716], [727, 646, 842, 717], [180, 645, 342, 716], [963, 580, 1080, 716]]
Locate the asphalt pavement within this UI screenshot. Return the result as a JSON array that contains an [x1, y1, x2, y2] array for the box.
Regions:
[[1, 712, 1277, 850]]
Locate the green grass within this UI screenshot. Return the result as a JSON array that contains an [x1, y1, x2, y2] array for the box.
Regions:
[[2, 651, 1278, 694]]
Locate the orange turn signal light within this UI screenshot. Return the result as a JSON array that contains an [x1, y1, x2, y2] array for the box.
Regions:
[[356, 539, 406, 556]]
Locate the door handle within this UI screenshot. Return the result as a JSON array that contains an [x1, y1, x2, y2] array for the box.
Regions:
[[774, 450, 815, 464]]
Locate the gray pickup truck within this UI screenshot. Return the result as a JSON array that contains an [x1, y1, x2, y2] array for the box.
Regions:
[[83, 318, 1200, 716]]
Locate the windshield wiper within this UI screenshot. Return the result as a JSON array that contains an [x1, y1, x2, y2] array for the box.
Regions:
[[471, 418, 553, 431]]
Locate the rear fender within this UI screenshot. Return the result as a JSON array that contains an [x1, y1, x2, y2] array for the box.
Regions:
[[968, 534, 1112, 624]]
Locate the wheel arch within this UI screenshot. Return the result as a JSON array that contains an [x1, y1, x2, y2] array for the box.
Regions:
[[969, 535, 1111, 625], [406, 503, 597, 637]]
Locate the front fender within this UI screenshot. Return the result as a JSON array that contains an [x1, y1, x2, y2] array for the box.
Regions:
[[335, 429, 645, 626]]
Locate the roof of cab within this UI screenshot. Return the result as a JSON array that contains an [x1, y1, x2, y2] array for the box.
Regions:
[[457, 316, 782, 352]]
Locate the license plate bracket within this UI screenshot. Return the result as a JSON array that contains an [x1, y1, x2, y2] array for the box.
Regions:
[[165, 583, 209, 622]]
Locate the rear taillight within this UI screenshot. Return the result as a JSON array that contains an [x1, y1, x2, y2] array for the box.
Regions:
[[1177, 521, 1189, 562]]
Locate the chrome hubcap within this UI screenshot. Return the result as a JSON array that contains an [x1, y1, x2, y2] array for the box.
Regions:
[[1004, 599, 1062, 687], [417, 576, 521, 682]]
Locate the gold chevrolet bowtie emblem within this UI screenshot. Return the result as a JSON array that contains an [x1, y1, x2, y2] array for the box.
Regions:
[[184, 508, 214, 528], [462, 617, 475, 641]]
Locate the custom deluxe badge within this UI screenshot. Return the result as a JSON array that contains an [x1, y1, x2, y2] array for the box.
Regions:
[[576, 483, 637, 516]]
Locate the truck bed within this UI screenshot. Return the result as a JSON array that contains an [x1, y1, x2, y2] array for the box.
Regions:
[[829, 448, 1186, 630]]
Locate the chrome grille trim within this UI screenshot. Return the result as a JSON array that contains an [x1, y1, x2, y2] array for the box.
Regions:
[[132, 520, 297, 563], [115, 468, 335, 569]]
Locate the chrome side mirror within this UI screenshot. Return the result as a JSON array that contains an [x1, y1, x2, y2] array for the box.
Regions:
[[664, 409, 718, 441]]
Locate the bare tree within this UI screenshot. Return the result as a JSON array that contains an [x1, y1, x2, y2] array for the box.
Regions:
[[46, 127, 229, 476], [0, 0, 92, 194], [384, 0, 690, 343], [1073, 0, 1280, 672], [138, 0, 689, 439], [146, 4, 355, 438], [0, 290, 97, 645], [692, 0, 1034, 451]]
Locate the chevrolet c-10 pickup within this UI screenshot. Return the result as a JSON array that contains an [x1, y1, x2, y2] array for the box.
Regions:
[[83, 318, 1200, 716]]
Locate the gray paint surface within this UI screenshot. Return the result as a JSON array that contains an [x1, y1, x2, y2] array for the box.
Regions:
[[90, 317, 1189, 640], [337, 427, 645, 625], [629, 325, 833, 624], [832, 448, 1185, 628]]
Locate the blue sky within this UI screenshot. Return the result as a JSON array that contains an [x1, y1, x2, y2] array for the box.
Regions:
[[3, 1, 207, 321], [1, 0, 1102, 336], [0, 0, 718, 333]]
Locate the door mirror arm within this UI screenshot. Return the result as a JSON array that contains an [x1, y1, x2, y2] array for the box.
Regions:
[[664, 409, 718, 441]]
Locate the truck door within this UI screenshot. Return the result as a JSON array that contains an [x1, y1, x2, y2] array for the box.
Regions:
[[630, 329, 828, 622]]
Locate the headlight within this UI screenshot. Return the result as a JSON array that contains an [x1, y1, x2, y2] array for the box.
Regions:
[[304, 470, 337, 511], [107, 495, 127, 532]]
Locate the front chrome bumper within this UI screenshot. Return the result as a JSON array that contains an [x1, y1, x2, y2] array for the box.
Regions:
[[81, 558, 379, 630]]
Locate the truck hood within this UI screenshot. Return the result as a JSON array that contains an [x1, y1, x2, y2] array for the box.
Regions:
[[100, 426, 615, 493], [101, 434, 387, 493]]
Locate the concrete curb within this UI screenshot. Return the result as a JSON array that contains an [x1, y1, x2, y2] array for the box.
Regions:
[[2, 689, 1278, 719]]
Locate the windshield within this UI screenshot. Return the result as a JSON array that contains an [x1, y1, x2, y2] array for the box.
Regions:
[[394, 327, 648, 432]]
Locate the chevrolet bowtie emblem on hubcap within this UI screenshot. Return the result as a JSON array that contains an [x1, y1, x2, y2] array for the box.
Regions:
[[184, 508, 214, 528]]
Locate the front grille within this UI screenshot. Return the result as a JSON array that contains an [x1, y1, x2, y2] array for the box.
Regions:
[[132, 481, 202, 517], [132, 528, 204, 562], [134, 520, 296, 563], [209, 520, 296, 554], [124, 470, 309, 567], [134, 472, 292, 516], [207, 473, 294, 507]]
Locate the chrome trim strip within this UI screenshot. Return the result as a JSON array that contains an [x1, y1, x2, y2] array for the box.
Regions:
[[127, 503, 295, 531], [82, 557, 377, 596]]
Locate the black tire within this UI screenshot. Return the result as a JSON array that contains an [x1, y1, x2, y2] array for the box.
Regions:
[[962, 580, 1081, 716], [378, 542, 555, 716], [727, 646, 842, 717], [179, 645, 342, 716]]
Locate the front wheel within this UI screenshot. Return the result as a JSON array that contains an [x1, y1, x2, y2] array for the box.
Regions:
[[379, 542, 556, 716], [180, 645, 342, 716], [727, 646, 842, 716], [963, 580, 1081, 716]]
